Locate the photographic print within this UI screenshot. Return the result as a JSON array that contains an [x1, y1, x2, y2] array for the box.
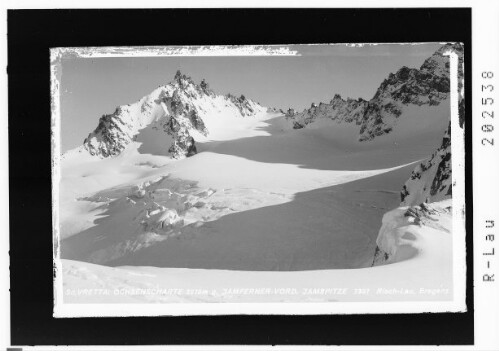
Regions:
[[51, 43, 466, 316]]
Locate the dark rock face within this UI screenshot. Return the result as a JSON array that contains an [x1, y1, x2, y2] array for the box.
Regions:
[[199, 78, 214, 96], [400, 185, 410, 203], [400, 121, 453, 206], [186, 137, 197, 157], [83, 107, 136, 157], [285, 108, 296, 117], [430, 139, 452, 197], [226, 93, 256, 117], [372, 246, 389, 266], [292, 122, 304, 129], [169, 135, 197, 158], [189, 110, 206, 132], [266, 106, 280, 114]]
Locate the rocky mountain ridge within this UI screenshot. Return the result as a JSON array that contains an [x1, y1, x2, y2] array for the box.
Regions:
[[287, 43, 464, 141]]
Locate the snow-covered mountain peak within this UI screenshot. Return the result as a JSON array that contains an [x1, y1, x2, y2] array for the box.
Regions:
[[81, 72, 269, 159]]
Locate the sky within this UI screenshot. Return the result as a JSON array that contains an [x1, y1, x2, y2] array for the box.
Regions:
[[59, 43, 443, 152]]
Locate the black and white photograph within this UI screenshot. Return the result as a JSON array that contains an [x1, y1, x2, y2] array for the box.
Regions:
[[9, 3, 499, 349], [51, 42, 466, 315]]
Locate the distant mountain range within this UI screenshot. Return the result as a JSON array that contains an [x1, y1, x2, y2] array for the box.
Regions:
[[79, 43, 464, 207]]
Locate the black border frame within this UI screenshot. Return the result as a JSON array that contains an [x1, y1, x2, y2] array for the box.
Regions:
[[8, 8, 473, 346]]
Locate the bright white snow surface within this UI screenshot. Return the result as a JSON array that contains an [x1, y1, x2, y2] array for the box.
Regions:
[[59, 101, 452, 303], [62, 199, 452, 303]]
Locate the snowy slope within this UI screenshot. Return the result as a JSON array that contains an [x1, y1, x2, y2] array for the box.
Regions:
[[372, 199, 452, 266], [61, 199, 453, 304]]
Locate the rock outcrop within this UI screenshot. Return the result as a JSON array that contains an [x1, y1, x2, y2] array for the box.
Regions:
[[400, 122, 452, 206]]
